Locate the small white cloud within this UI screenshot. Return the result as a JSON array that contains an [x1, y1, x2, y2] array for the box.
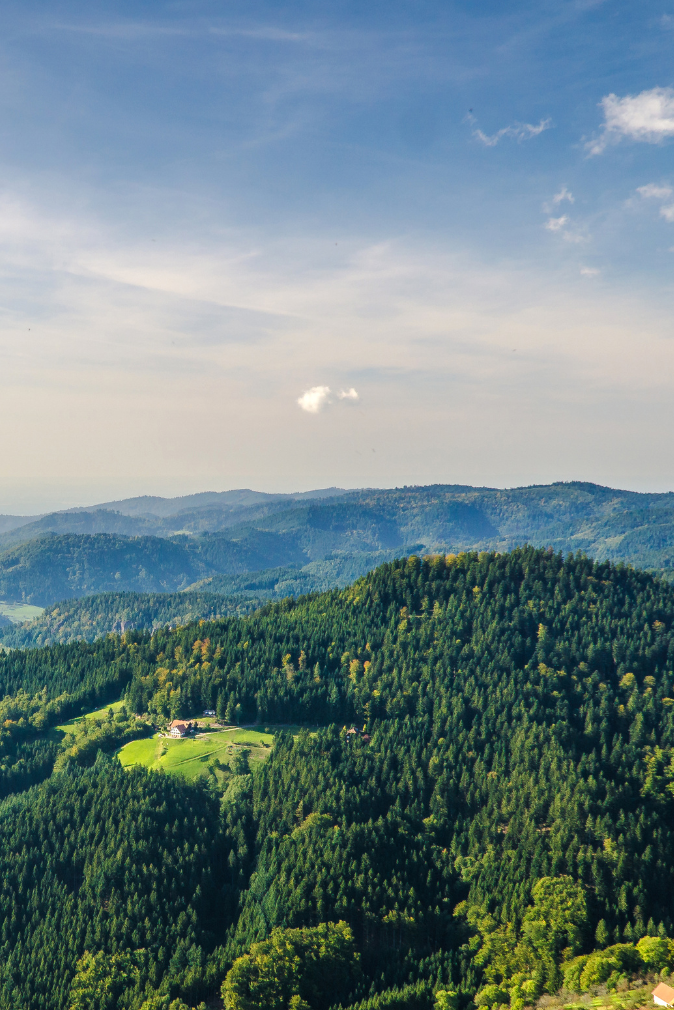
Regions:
[[580, 266, 600, 277], [588, 87, 674, 155], [545, 215, 569, 232], [660, 204, 674, 222], [637, 183, 673, 199], [297, 385, 359, 412], [470, 116, 551, 147], [297, 385, 331, 413], [552, 186, 574, 205]]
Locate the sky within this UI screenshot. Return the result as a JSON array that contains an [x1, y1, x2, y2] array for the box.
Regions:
[[1, 0, 674, 512]]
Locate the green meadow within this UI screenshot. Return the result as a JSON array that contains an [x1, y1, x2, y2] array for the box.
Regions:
[[560, 985, 662, 1010], [56, 699, 127, 735], [0, 601, 44, 622], [117, 726, 274, 781]]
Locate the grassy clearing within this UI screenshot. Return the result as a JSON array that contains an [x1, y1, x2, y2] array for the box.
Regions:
[[56, 699, 126, 735], [551, 980, 665, 1010], [563, 990, 654, 1009], [117, 726, 273, 782], [0, 602, 44, 622], [118, 736, 161, 768]]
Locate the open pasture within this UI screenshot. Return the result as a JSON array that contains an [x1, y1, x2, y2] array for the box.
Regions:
[[56, 698, 126, 735], [117, 725, 273, 781], [0, 601, 44, 622]]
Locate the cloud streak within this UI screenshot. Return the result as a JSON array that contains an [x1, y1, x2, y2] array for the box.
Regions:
[[589, 87, 674, 155], [635, 182, 674, 224], [469, 115, 551, 147], [637, 183, 673, 199]]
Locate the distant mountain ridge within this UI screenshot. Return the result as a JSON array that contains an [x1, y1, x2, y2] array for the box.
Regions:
[[60, 485, 348, 517], [0, 486, 348, 540], [2, 481, 674, 609]]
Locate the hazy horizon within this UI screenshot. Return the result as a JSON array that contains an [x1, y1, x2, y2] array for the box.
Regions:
[[5, 475, 674, 517]]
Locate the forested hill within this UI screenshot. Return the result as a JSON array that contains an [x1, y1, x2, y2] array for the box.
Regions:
[[0, 551, 419, 647], [1, 548, 674, 1010]]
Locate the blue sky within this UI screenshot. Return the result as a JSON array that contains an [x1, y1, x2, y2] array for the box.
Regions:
[[1, 0, 674, 511]]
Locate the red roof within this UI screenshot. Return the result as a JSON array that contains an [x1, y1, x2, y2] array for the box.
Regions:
[[652, 984, 674, 1005]]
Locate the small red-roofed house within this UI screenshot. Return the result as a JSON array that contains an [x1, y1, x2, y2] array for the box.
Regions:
[[652, 984, 674, 1007]]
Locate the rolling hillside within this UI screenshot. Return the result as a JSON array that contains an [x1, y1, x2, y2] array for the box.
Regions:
[[0, 550, 422, 646], [0, 549, 673, 1009], [3, 482, 674, 609]]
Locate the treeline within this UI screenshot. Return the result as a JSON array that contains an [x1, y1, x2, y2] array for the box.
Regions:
[[0, 548, 672, 1009], [0, 689, 151, 799]]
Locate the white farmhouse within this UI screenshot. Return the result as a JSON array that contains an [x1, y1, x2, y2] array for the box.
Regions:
[[169, 721, 189, 738]]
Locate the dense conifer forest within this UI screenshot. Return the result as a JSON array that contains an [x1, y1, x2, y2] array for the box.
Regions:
[[0, 548, 673, 1010]]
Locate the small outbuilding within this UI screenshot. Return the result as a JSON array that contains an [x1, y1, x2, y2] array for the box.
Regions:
[[345, 726, 370, 744], [652, 984, 674, 1008]]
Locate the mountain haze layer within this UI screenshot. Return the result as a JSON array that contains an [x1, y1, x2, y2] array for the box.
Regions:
[[2, 482, 674, 611]]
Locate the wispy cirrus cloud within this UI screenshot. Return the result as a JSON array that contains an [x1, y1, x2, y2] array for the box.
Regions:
[[468, 114, 551, 148], [552, 186, 574, 205], [543, 187, 574, 214], [635, 182, 674, 224], [53, 21, 193, 39], [543, 211, 587, 245], [588, 87, 674, 155], [545, 215, 568, 232], [1, 185, 674, 505], [637, 183, 672, 199]]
